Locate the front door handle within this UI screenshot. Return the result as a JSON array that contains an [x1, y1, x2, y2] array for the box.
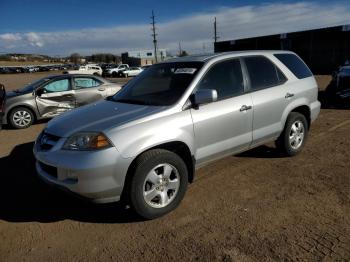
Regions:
[[240, 105, 252, 112], [285, 92, 294, 99], [98, 87, 106, 91]]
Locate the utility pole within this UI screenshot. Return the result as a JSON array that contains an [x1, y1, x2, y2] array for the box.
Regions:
[[214, 17, 219, 43], [178, 42, 182, 56], [151, 10, 158, 63]]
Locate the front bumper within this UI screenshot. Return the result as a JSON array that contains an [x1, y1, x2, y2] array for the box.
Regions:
[[33, 137, 133, 203]]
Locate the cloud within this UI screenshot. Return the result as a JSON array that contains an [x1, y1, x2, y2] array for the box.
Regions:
[[0, 33, 22, 42], [25, 32, 44, 47], [0, 1, 350, 55]]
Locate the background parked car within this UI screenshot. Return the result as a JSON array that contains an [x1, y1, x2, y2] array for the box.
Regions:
[[104, 64, 129, 77], [328, 66, 350, 106], [122, 67, 143, 77], [2, 74, 121, 129], [65, 65, 103, 76]]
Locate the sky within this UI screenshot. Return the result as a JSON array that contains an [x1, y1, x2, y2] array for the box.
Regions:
[[0, 0, 350, 56]]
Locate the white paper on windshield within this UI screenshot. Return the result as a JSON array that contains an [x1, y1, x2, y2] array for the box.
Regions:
[[174, 68, 197, 74]]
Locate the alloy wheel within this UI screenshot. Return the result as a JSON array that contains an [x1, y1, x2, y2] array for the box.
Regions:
[[143, 163, 180, 208], [13, 110, 32, 127], [289, 120, 305, 150]]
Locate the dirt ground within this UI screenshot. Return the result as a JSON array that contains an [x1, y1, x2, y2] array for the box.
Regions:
[[0, 73, 349, 261]]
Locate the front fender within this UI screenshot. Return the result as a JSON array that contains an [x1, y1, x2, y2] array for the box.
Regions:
[[4, 100, 39, 124]]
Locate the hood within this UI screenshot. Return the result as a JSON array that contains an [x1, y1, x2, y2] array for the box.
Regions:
[[6, 91, 23, 98], [46, 100, 167, 137]]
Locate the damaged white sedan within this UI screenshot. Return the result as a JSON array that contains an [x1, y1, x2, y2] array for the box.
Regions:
[[2, 74, 121, 129]]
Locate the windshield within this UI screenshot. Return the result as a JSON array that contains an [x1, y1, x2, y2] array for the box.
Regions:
[[17, 78, 50, 93], [111, 62, 203, 106]]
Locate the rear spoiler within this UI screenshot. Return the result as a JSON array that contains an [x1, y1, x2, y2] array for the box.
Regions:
[[0, 84, 6, 113]]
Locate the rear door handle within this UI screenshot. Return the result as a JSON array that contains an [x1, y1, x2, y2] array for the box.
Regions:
[[240, 105, 252, 112], [285, 92, 294, 99]]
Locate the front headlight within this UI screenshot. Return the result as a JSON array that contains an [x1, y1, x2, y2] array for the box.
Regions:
[[62, 132, 112, 151]]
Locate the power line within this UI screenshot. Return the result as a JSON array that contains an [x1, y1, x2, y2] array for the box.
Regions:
[[151, 10, 158, 63]]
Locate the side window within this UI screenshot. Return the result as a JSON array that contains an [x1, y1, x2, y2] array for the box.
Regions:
[[274, 53, 312, 79], [74, 77, 102, 89], [43, 79, 70, 93], [197, 59, 244, 100], [244, 56, 287, 91]]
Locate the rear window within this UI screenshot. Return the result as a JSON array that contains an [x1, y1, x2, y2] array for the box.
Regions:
[[244, 56, 287, 91], [274, 53, 312, 79]]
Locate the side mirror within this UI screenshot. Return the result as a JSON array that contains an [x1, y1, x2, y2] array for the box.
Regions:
[[35, 88, 45, 97], [193, 89, 218, 106]]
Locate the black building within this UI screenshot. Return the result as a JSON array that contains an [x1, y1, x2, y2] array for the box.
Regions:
[[215, 25, 350, 74]]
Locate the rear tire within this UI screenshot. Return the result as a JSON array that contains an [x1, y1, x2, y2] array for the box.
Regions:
[[9, 107, 34, 129], [128, 149, 188, 220], [112, 72, 118, 77], [275, 112, 308, 156]]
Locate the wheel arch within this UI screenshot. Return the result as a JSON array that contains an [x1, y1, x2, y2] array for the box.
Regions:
[[281, 99, 311, 132], [124, 141, 195, 190], [290, 105, 311, 128]]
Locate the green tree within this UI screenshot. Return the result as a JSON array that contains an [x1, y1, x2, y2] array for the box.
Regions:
[[70, 53, 81, 64]]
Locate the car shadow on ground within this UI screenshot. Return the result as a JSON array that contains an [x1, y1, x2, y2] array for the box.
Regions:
[[236, 145, 285, 159], [0, 142, 142, 224]]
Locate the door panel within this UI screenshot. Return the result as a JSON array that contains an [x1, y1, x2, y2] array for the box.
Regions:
[[35, 78, 75, 117], [191, 94, 253, 164], [243, 55, 291, 146], [73, 77, 108, 107], [190, 58, 253, 164], [74, 87, 106, 106], [36, 91, 75, 117], [250, 85, 289, 146]]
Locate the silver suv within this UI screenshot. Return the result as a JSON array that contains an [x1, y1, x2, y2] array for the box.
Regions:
[[34, 51, 321, 219]]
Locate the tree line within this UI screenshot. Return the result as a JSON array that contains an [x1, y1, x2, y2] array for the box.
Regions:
[[69, 53, 121, 64]]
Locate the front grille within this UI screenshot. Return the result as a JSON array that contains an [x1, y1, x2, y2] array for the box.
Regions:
[[39, 132, 60, 151], [39, 161, 58, 178]]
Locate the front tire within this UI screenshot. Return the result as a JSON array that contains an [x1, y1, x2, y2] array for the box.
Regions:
[[9, 107, 34, 129], [128, 149, 188, 219], [276, 112, 308, 156]]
